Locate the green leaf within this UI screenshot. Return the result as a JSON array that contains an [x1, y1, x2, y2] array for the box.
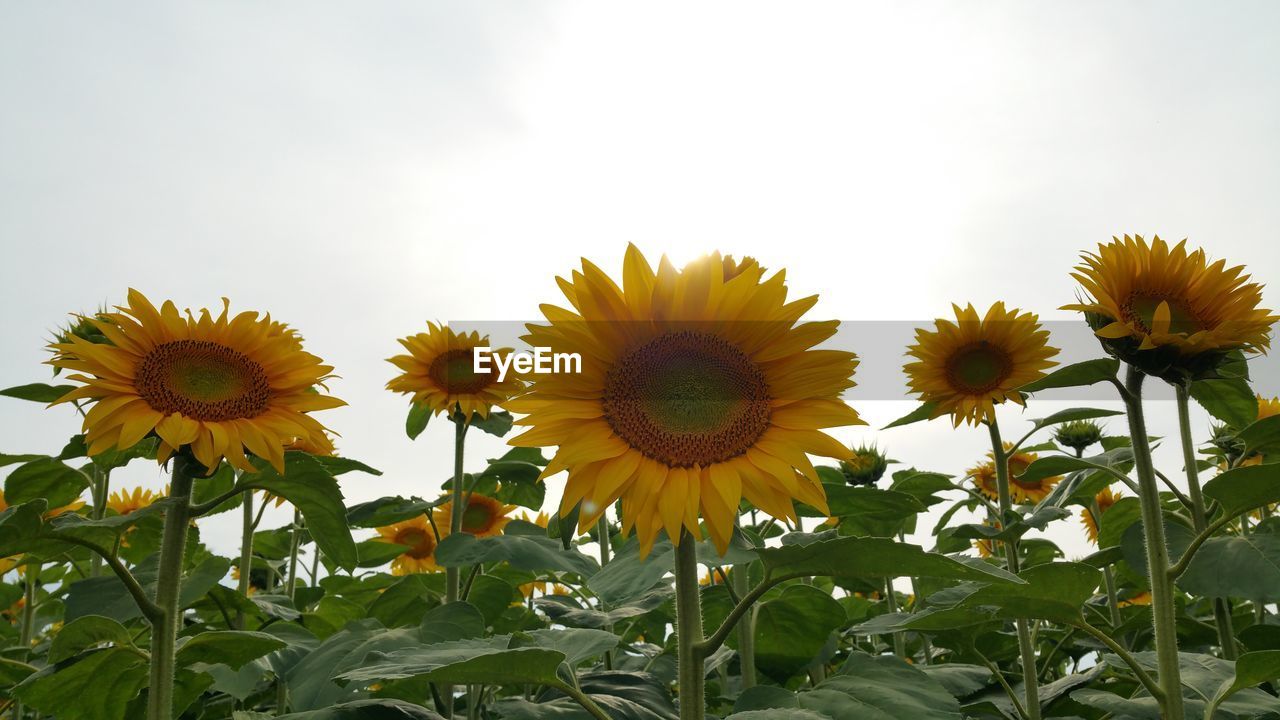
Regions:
[[48, 615, 134, 663], [336, 637, 566, 687], [0, 501, 46, 557], [315, 456, 382, 477], [1191, 376, 1259, 428], [346, 496, 440, 528], [242, 452, 357, 570], [1206, 650, 1280, 718], [4, 457, 89, 507], [0, 383, 75, 403], [1019, 358, 1119, 393], [1202, 463, 1280, 518], [523, 628, 620, 666], [406, 403, 432, 440], [469, 410, 514, 437], [728, 712, 832, 720], [1097, 496, 1143, 549], [755, 534, 1022, 584], [820, 487, 925, 528], [465, 574, 518, 626], [434, 532, 599, 577], [754, 584, 846, 680], [1178, 534, 1280, 602], [420, 601, 486, 643], [176, 631, 287, 669], [954, 561, 1100, 624], [366, 574, 438, 628], [882, 402, 938, 429], [1029, 407, 1124, 430], [278, 699, 446, 719], [1017, 454, 1118, 484], [739, 653, 963, 719], [1235, 414, 1280, 456], [0, 452, 45, 468], [11, 648, 147, 720]]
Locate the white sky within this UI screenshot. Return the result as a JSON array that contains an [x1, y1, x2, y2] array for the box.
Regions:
[[4, 1, 1280, 566]]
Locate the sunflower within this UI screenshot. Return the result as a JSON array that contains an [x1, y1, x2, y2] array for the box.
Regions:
[[48, 289, 342, 473], [967, 443, 1062, 504], [905, 303, 1058, 426], [106, 486, 163, 516], [375, 515, 443, 575], [699, 569, 727, 586], [387, 323, 521, 421], [1064, 235, 1277, 362], [973, 521, 1001, 559], [1081, 486, 1121, 545], [507, 246, 862, 555], [1119, 591, 1153, 607], [435, 493, 514, 538], [1257, 395, 1280, 422]]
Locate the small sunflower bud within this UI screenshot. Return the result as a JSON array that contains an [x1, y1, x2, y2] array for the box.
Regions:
[[1054, 420, 1103, 453], [840, 444, 889, 486]]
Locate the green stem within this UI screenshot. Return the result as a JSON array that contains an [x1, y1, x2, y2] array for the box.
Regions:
[[883, 578, 906, 658], [236, 489, 254, 629], [674, 530, 705, 720], [1089, 498, 1125, 631], [15, 565, 37, 720], [975, 649, 1029, 720], [1121, 366, 1185, 719], [596, 516, 616, 671], [988, 421, 1041, 720], [446, 417, 468, 603], [731, 564, 757, 689], [1174, 385, 1237, 659], [1074, 619, 1165, 701], [90, 466, 108, 578], [147, 452, 198, 720], [556, 681, 611, 720]]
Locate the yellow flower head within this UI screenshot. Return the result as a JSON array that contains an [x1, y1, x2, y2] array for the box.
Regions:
[[1257, 395, 1280, 422], [967, 443, 1062, 504], [1081, 486, 1121, 545], [905, 303, 1058, 426], [436, 493, 515, 538], [48, 289, 343, 473], [973, 520, 1001, 558], [387, 323, 522, 421], [106, 486, 162, 516], [1119, 591, 1152, 607], [508, 245, 863, 556], [1064, 235, 1277, 359], [375, 515, 443, 576]]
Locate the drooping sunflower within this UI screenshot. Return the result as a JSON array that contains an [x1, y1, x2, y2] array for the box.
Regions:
[[1081, 486, 1121, 545], [387, 323, 522, 420], [967, 443, 1062, 504], [1064, 235, 1277, 370], [106, 486, 163, 516], [375, 515, 443, 575], [48, 290, 342, 473], [507, 245, 862, 555], [435, 493, 514, 538], [905, 303, 1058, 426]]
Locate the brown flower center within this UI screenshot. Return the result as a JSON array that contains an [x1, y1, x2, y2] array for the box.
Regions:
[[1121, 292, 1207, 335], [428, 348, 498, 395], [602, 331, 771, 468], [395, 527, 436, 559], [945, 341, 1012, 395], [135, 340, 271, 421]]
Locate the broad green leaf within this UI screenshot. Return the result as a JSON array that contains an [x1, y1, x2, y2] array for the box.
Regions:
[[466, 574, 518, 626], [917, 664, 992, 699], [0, 383, 75, 403], [0, 501, 46, 557], [406, 403, 432, 440], [524, 628, 620, 666], [819, 486, 925, 527], [1191, 376, 1259, 428], [48, 615, 134, 663], [1206, 650, 1280, 718], [955, 562, 1100, 624], [536, 589, 672, 629], [1029, 407, 1124, 430], [0, 452, 45, 468], [755, 534, 1022, 584], [4, 457, 89, 507], [366, 574, 438, 628], [278, 699, 445, 719], [469, 410, 514, 437], [1019, 358, 1119, 393], [882, 402, 938, 429], [336, 637, 565, 686], [242, 452, 357, 570], [746, 653, 963, 719], [1096, 496, 1143, 549], [1178, 534, 1280, 602], [63, 553, 230, 622], [346, 496, 440, 528], [1202, 463, 1280, 518], [1235, 414, 1280, 456], [728, 712, 832, 720], [12, 648, 147, 720], [434, 532, 599, 577], [285, 619, 385, 711], [175, 630, 287, 669], [420, 601, 486, 643], [754, 584, 846, 680], [315, 455, 382, 477]]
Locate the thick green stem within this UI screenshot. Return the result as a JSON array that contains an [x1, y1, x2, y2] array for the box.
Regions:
[[988, 421, 1041, 720], [147, 453, 197, 720], [1174, 385, 1237, 659], [236, 489, 254, 629], [445, 418, 468, 603], [674, 531, 705, 720], [1121, 366, 1185, 719], [285, 510, 302, 602], [731, 565, 757, 688]]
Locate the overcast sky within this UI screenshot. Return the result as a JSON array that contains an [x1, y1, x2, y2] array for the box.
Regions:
[[4, 1, 1280, 565]]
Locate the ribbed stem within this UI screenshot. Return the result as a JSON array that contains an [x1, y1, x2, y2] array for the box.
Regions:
[[731, 565, 757, 688], [674, 531, 705, 720], [883, 578, 906, 658], [988, 421, 1041, 720], [90, 467, 108, 578], [236, 489, 254, 629], [285, 510, 302, 602], [147, 453, 197, 720], [1121, 366, 1185, 718], [1174, 384, 1236, 659], [445, 417, 468, 602]]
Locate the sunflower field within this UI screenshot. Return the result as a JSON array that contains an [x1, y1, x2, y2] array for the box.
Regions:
[[2, 236, 1280, 720]]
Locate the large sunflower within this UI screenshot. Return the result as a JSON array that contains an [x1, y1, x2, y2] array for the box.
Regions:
[[967, 442, 1062, 504], [507, 245, 862, 555], [1064, 235, 1277, 357], [375, 515, 443, 575], [1081, 486, 1121, 545], [48, 290, 342, 473], [435, 493, 514, 538], [905, 303, 1058, 426], [387, 323, 521, 420]]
